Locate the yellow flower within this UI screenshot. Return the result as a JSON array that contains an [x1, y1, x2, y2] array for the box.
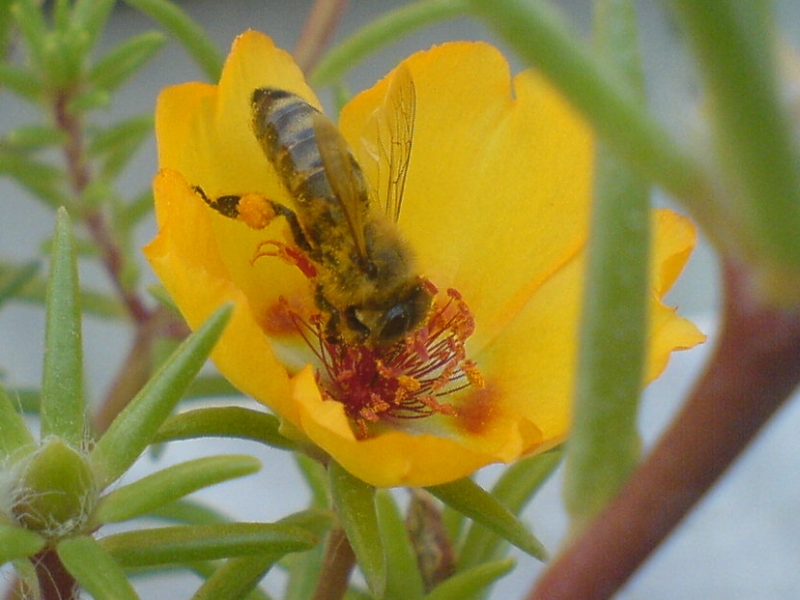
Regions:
[[145, 30, 704, 487]]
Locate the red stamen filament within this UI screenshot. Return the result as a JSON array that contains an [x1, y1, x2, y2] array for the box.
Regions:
[[281, 289, 483, 437]]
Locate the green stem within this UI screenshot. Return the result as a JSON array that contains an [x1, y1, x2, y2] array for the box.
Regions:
[[671, 0, 800, 275], [309, 0, 469, 86], [562, 0, 650, 528]]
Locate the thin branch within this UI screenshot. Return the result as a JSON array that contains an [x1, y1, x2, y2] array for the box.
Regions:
[[31, 546, 79, 600], [53, 89, 151, 323], [312, 527, 357, 600], [293, 0, 349, 74]]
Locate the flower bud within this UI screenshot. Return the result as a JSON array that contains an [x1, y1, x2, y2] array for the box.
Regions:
[[12, 438, 95, 536]]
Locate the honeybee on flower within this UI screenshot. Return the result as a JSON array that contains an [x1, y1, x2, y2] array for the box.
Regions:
[[193, 64, 433, 349], [145, 31, 703, 487]]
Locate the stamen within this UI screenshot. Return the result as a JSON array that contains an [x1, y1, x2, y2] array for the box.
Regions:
[[282, 288, 484, 438]]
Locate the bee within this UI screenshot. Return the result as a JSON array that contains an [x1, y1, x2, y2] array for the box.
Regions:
[[194, 65, 433, 347]]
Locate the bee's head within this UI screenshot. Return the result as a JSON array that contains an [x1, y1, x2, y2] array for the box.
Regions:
[[347, 279, 434, 347]]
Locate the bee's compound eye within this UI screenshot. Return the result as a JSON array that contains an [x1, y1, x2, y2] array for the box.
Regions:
[[376, 304, 416, 344], [375, 283, 434, 345]]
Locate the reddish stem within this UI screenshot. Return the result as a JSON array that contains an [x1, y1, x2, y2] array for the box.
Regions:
[[293, 0, 350, 74], [528, 257, 800, 600], [31, 546, 79, 600], [312, 527, 356, 600], [53, 89, 150, 323]]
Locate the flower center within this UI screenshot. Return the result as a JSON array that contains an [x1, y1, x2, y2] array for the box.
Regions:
[[287, 288, 484, 438]]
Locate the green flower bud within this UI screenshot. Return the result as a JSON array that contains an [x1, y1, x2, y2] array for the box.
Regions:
[[12, 438, 95, 537]]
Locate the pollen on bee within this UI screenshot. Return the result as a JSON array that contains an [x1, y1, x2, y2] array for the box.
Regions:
[[281, 287, 482, 439], [237, 193, 276, 229]]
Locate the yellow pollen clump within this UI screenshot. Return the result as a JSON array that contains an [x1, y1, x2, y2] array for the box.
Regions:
[[397, 375, 421, 392], [237, 193, 276, 229], [463, 360, 485, 389]]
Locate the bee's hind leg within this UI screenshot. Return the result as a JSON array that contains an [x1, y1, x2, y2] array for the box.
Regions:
[[192, 185, 315, 257]]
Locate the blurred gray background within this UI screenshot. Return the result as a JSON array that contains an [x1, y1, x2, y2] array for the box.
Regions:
[[2, 1, 800, 598]]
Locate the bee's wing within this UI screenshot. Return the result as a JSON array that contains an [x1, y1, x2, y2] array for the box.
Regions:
[[362, 64, 416, 223], [312, 111, 370, 264]]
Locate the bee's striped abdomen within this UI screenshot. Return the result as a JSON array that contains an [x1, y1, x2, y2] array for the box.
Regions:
[[251, 88, 334, 205]]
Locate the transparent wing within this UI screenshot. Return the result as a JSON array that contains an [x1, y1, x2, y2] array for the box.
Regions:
[[362, 64, 416, 223], [312, 111, 370, 263]]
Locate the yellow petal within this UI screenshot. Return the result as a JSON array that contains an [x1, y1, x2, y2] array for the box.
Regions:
[[291, 367, 543, 487], [462, 209, 706, 449], [145, 170, 298, 420], [646, 210, 707, 379]]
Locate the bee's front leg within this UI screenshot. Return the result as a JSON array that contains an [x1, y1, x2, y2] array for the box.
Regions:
[[313, 285, 343, 345]]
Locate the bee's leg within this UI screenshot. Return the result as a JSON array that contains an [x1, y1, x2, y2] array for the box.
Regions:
[[252, 241, 317, 279], [192, 185, 315, 256], [314, 285, 342, 344]]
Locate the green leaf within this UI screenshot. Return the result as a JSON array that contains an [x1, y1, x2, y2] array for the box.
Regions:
[[68, 87, 111, 112], [424, 559, 514, 600], [329, 461, 385, 597], [40, 208, 86, 447], [200, 510, 335, 600], [295, 453, 330, 509], [0, 261, 126, 318], [10, 0, 49, 72], [57, 535, 140, 600], [2, 387, 39, 414], [0, 152, 65, 208], [0, 0, 15, 58], [278, 508, 336, 540], [68, 0, 118, 56], [310, 0, 468, 86], [89, 114, 153, 179], [52, 0, 71, 33], [0, 525, 45, 565], [0, 64, 43, 99], [117, 188, 155, 232], [563, 0, 650, 528], [0, 383, 35, 458], [376, 490, 425, 600], [458, 449, 561, 571], [146, 498, 231, 526], [154, 406, 297, 451], [0, 260, 39, 308], [89, 31, 166, 91], [180, 374, 240, 400], [4, 125, 67, 150], [123, 0, 223, 81], [101, 522, 316, 567], [88, 304, 232, 488], [673, 1, 800, 277], [426, 478, 547, 561], [282, 507, 336, 600], [94, 454, 261, 524], [283, 548, 324, 600], [191, 554, 279, 600]]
